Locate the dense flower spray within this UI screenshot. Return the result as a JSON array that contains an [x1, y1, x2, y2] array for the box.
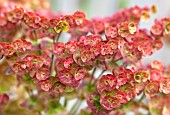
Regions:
[[0, 2, 170, 115]]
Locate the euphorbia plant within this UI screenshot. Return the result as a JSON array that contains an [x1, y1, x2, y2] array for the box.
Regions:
[[0, 1, 170, 115]]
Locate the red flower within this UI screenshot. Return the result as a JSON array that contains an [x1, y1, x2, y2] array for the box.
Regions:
[[12, 39, 32, 52], [150, 69, 163, 81], [80, 50, 95, 62], [58, 69, 74, 85], [100, 44, 113, 55], [52, 82, 66, 93], [73, 11, 86, 25], [97, 74, 117, 94], [84, 35, 102, 46], [151, 21, 163, 36], [1, 45, 15, 56], [151, 60, 165, 72], [117, 22, 130, 37], [64, 58, 74, 69], [105, 26, 118, 39], [41, 53, 52, 67], [74, 68, 87, 81], [119, 83, 136, 101], [100, 95, 120, 110], [12, 62, 22, 73], [25, 55, 43, 69], [160, 78, 170, 94], [13, 7, 24, 20], [36, 68, 50, 81], [145, 81, 160, 96], [90, 20, 105, 34], [38, 79, 52, 91], [53, 42, 65, 55], [65, 40, 78, 53]]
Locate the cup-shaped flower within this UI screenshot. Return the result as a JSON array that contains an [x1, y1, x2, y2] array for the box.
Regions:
[[145, 81, 160, 96], [153, 40, 163, 51], [25, 55, 43, 69], [159, 78, 170, 94], [128, 22, 137, 34], [117, 73, 130, 87], [65, 40, 78, 53], [5, 53, 18, 66], [50, 82, 66, 97], [73, 11, 86, 25], [1, 45, 15, 56], [7, 11, 18, 23], [140, 10, 150, 21], [100, 44, 113, 55], [151, 23, 163, 36], [38, 79, 52, 91], [12, 62, 22, 73], [54, 21, 70, 33], [84, 35, 102, 46], [74, 68, 87, 81], [64, 58, 74, 69], [80, 50, 95, 62], [12, 39, 23, 51], [58, 69, 74, 85], [41, 54, 52, 67], [100, 95, 120, 110], [105, 26, 118, 39], [97, 74, 117, 94], [121, 42, 142, 62], [36, 68, 50, 81], [150, 69, 163, 81], [134, 70, 149, 83], [13, 7, 24, 20], [90, 20, 105, 34], [119, 83, 136, 101], [107, 40, 118, 50], [53, 42, 65, 55], [117, 22, 130, 37]]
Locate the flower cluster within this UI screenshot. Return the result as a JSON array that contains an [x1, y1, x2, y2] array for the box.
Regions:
[[96, 67, 136, 110], [1, 1, 170, 115]]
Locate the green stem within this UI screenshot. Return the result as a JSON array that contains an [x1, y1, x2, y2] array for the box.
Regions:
[[64, 98, 67, 107], [50, 53, 55, 75], [113, 57, 123, 62], [69, 99, 82, 115], [55, 31, 62, 42], [89, 67, 96, 84], [92, 67, 96, 78], [138, 92, 145, 103], [50, 32, 62, 75], [71, 100, 82, 115], [32, 30, 41, 55], [69, 99, 80, 114], [93, 70, 106, 85]]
